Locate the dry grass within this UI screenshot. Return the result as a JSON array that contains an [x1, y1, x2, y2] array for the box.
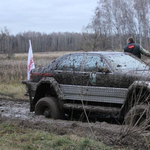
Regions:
[[0, 51, 76, 100], [14, 51, 80, 59], [0, 51, 76, 83], [0, 83, 27, 100]]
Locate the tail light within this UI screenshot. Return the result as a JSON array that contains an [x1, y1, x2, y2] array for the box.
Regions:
[[30, 73, 53, 79], [30, 73, 33, 79]]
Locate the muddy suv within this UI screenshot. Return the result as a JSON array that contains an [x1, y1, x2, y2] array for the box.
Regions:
[[23, 52, 150, 125]]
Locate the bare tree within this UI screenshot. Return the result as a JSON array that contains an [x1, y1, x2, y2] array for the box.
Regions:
[[83, 0, 150, 51], [0, 27, 15, 58]]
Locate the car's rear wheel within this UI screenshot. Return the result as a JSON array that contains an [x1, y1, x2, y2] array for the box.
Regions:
[[35, 97, 64, 119], [125, 104, 150, 128]]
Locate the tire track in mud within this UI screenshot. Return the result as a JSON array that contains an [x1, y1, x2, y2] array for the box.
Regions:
[[0, 99, 149, 150], [0, 99, 121, 132]]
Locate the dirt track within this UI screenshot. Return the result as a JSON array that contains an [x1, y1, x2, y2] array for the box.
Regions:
[[0, 99, 150, 149]]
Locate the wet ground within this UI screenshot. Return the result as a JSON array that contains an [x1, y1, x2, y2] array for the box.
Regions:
[[0, 99, 150, 149]]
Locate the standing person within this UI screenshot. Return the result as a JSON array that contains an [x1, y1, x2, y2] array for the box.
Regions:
[[124, 37, 150, 59]]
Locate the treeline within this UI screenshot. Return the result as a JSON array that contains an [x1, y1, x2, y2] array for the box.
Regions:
[[0, 31, 83, 54], [0, 0, 150, 55]]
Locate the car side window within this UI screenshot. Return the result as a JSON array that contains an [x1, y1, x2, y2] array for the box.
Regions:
[[57, 55, 84, 71], [84, 55, 107, 72], [56, 57, 68, 70]]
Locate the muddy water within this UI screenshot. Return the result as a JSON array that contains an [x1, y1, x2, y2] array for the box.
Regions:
[[0, 100, 32, 119], [0, 100, 56, 123]]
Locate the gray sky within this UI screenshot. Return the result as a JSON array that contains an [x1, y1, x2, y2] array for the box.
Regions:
[[0, 0, 98, 35]]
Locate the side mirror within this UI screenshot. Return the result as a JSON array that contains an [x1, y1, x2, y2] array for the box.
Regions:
[[98, 67, 110, 73]]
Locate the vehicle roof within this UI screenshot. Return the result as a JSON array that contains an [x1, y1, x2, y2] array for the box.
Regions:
[[88, 51, 124, 55], [88, 51, 123, 54], [68, 51, 125, 56], [69, 51, 124, 54]]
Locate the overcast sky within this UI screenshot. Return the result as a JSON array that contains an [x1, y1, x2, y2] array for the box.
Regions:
[[0, 0, 98, 35]]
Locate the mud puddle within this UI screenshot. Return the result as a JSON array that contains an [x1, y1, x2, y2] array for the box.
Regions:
[[0, 99, 150, 150]]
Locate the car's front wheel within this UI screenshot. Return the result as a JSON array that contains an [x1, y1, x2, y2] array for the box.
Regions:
[[124, 104, 150, 128], [35, 97, 64, 119]]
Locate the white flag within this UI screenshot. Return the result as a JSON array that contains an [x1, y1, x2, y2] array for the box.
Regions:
[[27, 40, 35, 80]]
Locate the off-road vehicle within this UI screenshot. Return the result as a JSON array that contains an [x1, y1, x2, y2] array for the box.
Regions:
[[22, 52, 150, 126]]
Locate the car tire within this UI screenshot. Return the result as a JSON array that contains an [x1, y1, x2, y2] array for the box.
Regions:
[[124, 104, 149, 127], [35, 97, 64, 119]]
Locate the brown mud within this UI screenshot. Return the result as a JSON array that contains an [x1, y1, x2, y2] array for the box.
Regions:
[[0, 99, 150, 150]]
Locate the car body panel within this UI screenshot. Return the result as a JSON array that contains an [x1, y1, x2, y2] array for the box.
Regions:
[[60, 84, 127, 104]]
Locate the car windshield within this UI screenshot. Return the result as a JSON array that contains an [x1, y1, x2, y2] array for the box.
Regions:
[[104, 53, 150, 71]]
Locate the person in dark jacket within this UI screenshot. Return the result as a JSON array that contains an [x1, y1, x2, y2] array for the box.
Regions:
[[124, 37, 150, 59]]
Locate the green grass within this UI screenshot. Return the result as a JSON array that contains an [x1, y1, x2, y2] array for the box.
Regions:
[[0, 123, 116, 150], [0, 83, 27, 100]]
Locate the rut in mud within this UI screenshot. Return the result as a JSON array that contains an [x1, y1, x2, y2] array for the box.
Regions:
[[0, 99, 150, 150]]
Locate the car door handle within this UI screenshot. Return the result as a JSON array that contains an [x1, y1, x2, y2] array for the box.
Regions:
[[54, 71, 62, 74]]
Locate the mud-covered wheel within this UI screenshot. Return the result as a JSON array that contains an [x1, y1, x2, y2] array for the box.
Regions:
[[125, 105, 149, 127], [35, 97, 64, 119]]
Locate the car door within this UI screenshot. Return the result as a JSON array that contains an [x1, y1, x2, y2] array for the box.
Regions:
[[82, 54, 114, 87], [53, 54, 85, 85], [81, 53, 128, 104], [83, 54, 134, 88]]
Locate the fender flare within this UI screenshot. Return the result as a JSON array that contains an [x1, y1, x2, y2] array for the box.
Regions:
[[119, 81, 150, 118], [35, 77, 64, 99], [32, 77, 64, 110]]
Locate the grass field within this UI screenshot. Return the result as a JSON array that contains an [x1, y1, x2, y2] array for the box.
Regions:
[[0, 51, 76, 100], [0, 122, 116, 150]]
